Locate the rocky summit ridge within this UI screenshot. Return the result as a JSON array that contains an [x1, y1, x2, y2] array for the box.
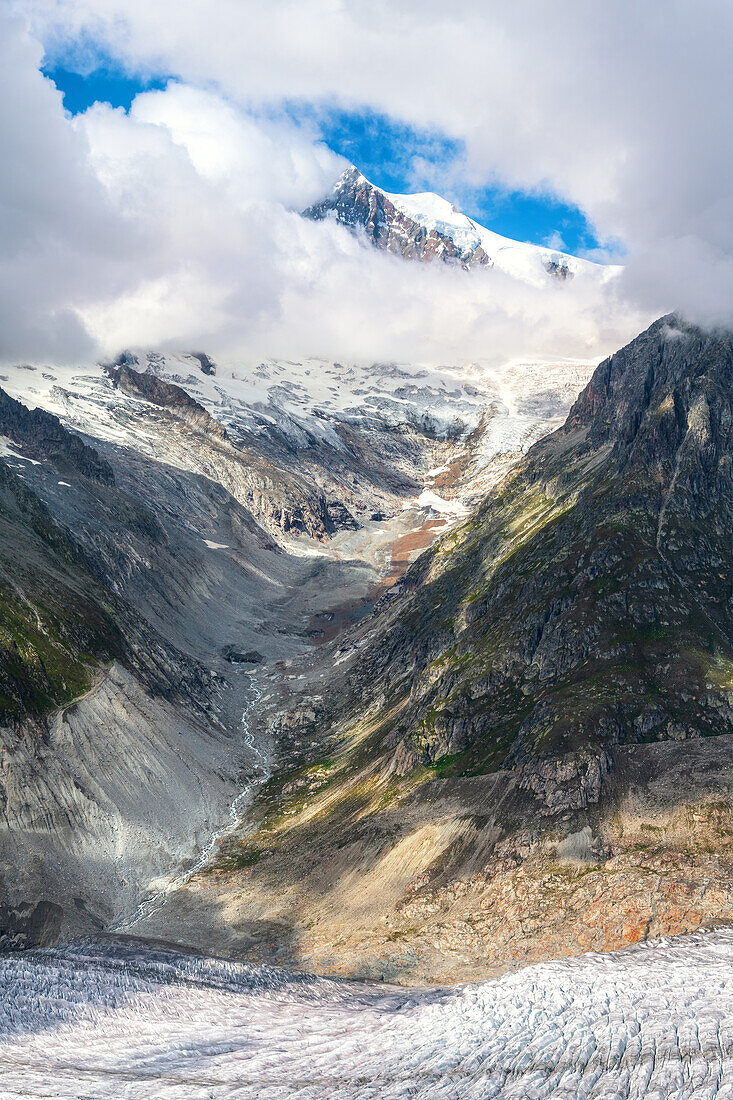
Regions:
[[304, 165, 614, 284]]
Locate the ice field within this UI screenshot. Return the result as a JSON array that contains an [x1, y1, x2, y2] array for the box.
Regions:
[[0, 931, 732, 1098]]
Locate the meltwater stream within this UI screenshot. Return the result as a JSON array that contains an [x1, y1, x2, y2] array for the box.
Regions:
[[113, 675, 269, 931]]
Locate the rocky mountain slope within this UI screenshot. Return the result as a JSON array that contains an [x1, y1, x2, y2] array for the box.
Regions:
[[0, 397, 251, 945], [8, 311, 729, 983], [137, 315, 733, 982], [340, 314, 733, 776], [304, 166, 618, 285], [5, 326, 577, 948], [0, 370, 392, 947]]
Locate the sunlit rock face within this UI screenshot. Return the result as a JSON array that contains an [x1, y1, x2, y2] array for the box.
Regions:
[[0, 338, 588, 953], [303, 166, 610, 283], [1, 932, 732, 1098]]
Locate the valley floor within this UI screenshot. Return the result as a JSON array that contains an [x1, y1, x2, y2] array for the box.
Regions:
[[1, 931, 731, 1098]]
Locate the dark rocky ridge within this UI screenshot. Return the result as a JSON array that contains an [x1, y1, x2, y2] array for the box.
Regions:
[[0, 386, 113, 483], [0, 459, 123, 722], [105, 355, 366, 541], [0, 452, 222, 729], [107, 358, 229, 441], [189, 351, 216, 375], [304, 166, 573, 278], [336, 315, 733, 781]]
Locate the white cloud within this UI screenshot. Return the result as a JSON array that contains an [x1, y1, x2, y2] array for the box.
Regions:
[[544, 232, 567, 252], [16, 0, 733, 338], [21, 3, 733, 369], [68, 83, 642, 367], [127, 84, 345, 209], [0, 15, 129, 362]]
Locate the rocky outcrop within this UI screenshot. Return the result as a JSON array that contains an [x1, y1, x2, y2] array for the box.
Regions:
[[221, 646, 264, 665], [304, 167, 489, 269], [107, 360, 229, 441], [517, 750, 612, 814], [325, 500, 359, 531], [189, 351, 216, 375], [323, 315, 733, 779], [0, 386, 113, 483], [544, 256, 574, 280]]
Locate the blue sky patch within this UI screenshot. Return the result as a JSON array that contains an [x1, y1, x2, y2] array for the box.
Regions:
[[306, 105, 601, 253], [44, 65, 602, 255], [42, 64, 168, 115]]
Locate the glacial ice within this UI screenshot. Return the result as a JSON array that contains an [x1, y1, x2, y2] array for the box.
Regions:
[[0, 930, 731, 1098]]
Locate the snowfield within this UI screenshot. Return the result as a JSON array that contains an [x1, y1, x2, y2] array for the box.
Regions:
[[383, 180, 619, 287], [1, 932, 732, 1098], [0, 351, 593, 470]]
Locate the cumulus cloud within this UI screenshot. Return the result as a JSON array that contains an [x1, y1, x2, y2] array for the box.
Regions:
[[127, 84, 345, 210], [0, 15, 130, 362], [17, 0, 733, 337], [74, 86, 638, 366], [20, 2, 733, 368]]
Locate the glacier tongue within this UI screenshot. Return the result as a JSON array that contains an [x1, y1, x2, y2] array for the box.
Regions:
[[1, 930, 732, 1098]]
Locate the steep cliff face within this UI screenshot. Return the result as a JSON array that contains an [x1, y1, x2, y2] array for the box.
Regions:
[[0, 416, 247, 945], [337, 315, 733, 779], [0, 386, 113, 484], [0, 459, 123, 725], [104, 354, 353, 541]]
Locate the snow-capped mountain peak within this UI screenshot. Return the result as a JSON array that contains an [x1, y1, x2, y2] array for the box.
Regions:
[[304, 165, 618, 287]]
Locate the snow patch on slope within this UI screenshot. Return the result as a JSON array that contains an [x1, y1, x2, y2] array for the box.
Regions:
[[373, 173, 620, 287], [415, 489, 470, 516]]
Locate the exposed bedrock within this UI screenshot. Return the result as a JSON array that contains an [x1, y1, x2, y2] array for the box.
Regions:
[[0, 663, 254, 946], [129, 316, 733, 982], [132, 731, 733, 986]]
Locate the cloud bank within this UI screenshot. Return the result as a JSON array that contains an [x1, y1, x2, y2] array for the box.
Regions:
[[6, 2, 732, 368]]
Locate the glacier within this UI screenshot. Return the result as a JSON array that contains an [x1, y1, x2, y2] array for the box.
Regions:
[[1, 930, 731, 1098]]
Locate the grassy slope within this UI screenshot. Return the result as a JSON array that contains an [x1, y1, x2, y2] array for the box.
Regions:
[[0, 461, 123, 722], [208, 317, 733, 906]]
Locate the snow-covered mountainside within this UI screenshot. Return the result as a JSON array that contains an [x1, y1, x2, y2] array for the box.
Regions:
[[304, 166, 620, 286], [1, 931, 731, 1098], [0, 349, 594, 538]]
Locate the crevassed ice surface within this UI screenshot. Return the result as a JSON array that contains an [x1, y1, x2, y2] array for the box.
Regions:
[[1, 932, 732, 1099]]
